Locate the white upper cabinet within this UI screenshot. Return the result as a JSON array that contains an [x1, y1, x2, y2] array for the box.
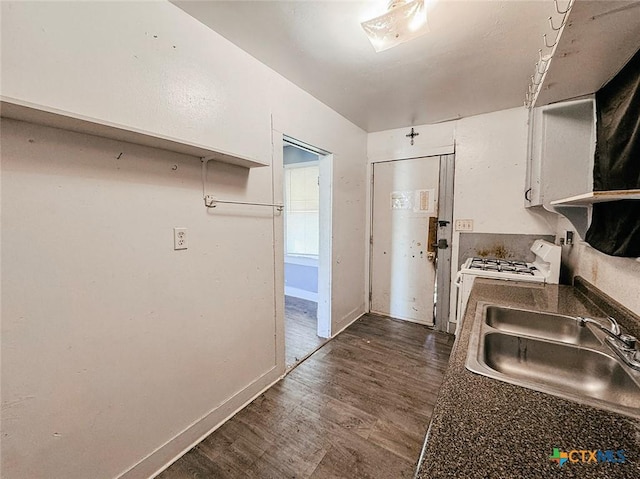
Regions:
[[525, 96, 640, 237], [525, 97, 596, 208]]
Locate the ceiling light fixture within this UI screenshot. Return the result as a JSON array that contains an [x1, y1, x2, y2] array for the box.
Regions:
[[361, 0, 428, 53]]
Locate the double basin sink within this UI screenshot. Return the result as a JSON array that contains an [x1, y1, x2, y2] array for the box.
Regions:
[[466, 304, 640, 418]]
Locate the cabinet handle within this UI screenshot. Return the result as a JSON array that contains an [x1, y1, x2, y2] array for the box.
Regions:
[[525, 188, 532, 202]]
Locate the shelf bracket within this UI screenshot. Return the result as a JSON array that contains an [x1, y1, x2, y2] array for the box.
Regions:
[[545, 204, 590, 238]]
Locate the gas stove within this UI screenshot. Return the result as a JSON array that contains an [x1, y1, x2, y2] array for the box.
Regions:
[[461, 256, 544, 281], [453, 239, 562, 335], [459, 240, 561, 284]]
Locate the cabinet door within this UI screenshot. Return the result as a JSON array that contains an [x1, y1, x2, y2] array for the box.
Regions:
[[525, 98, 596, 208], [525, 107, 544, 206]]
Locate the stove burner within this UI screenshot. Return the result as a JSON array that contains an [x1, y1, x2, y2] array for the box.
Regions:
[[467, 257, 536, 275], [516, 268, 535, 275]]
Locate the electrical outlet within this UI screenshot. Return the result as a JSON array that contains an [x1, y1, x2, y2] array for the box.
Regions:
[[174, 227, 187, 250], [565, 230, 574, 246], [455, 219, 474, 232]]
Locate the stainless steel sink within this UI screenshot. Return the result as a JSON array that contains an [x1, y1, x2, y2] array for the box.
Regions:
[[466, 304, 640, 418], [484, 306, 603, 348]]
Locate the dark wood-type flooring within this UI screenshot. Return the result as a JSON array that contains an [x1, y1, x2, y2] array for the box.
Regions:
[[158, 314, 454, 479], [285, 296, 327, 370]]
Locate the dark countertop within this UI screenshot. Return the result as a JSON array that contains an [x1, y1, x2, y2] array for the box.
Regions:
[[416, 278, 640, 479]]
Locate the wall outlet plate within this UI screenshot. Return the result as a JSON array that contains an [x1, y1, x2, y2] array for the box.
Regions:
[[565, 230, 574, 246], [455, 219, 474, 232], [174, 227, 187, 250]]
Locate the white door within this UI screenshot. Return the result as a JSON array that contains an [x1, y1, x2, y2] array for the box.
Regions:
[[370, 157, 440, 325]]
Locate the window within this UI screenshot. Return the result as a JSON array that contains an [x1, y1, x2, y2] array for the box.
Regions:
[[284, 163, 319, 257]]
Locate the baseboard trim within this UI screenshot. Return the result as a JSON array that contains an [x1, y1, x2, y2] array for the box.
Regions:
[[117, 365, 283, 479], [332, 307, 365, 337], [369, 309, 434, 327], [284, 286, 318, 302]]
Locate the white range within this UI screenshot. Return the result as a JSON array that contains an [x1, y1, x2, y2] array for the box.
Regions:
[[454, 239, 562, 335]]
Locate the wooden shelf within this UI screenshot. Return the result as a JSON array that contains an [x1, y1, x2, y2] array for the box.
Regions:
[[550, 190, 640, 206], [0, 97, 268, 169]]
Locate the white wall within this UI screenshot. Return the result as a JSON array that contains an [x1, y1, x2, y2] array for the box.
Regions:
[[0, 1, 272, 166], [451, 107, 558, 289], [452, 108, 556, 234], [367, 122, 456, 162], [558, 218, 640, 316], [564, 242, 640, 316], [2, 120, 279, 479], [0, 2, 367, 478]]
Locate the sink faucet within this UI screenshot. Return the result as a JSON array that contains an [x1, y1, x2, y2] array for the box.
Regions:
[[577, 315, 621, 338], [576, 315, 636, 348], [577, 315, 640, 370]]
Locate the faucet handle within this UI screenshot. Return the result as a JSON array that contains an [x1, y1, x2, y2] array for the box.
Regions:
[[606, 316, 621, 335], [619, 334, 637, 350]]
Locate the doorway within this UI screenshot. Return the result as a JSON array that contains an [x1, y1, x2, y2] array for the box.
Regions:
[[369, 155, 454, 328], [282, 138, 331, 370]]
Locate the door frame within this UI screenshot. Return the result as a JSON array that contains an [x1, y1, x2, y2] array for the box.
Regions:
[[283, 135, 333, 339], [367, 155, 454, 332]]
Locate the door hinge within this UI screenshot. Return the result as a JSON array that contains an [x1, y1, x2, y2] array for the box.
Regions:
[[369, 291, 372, 301], [369, 236, 373, 245]]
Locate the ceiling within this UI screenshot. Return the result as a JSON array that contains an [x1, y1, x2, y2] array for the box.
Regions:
[[173, 0, 640, 133]]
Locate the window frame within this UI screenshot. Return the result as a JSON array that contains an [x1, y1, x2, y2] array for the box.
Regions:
[[283, 160, 320, 259]]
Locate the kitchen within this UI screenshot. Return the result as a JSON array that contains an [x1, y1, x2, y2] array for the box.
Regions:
[[1, 1, 640, 478]]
